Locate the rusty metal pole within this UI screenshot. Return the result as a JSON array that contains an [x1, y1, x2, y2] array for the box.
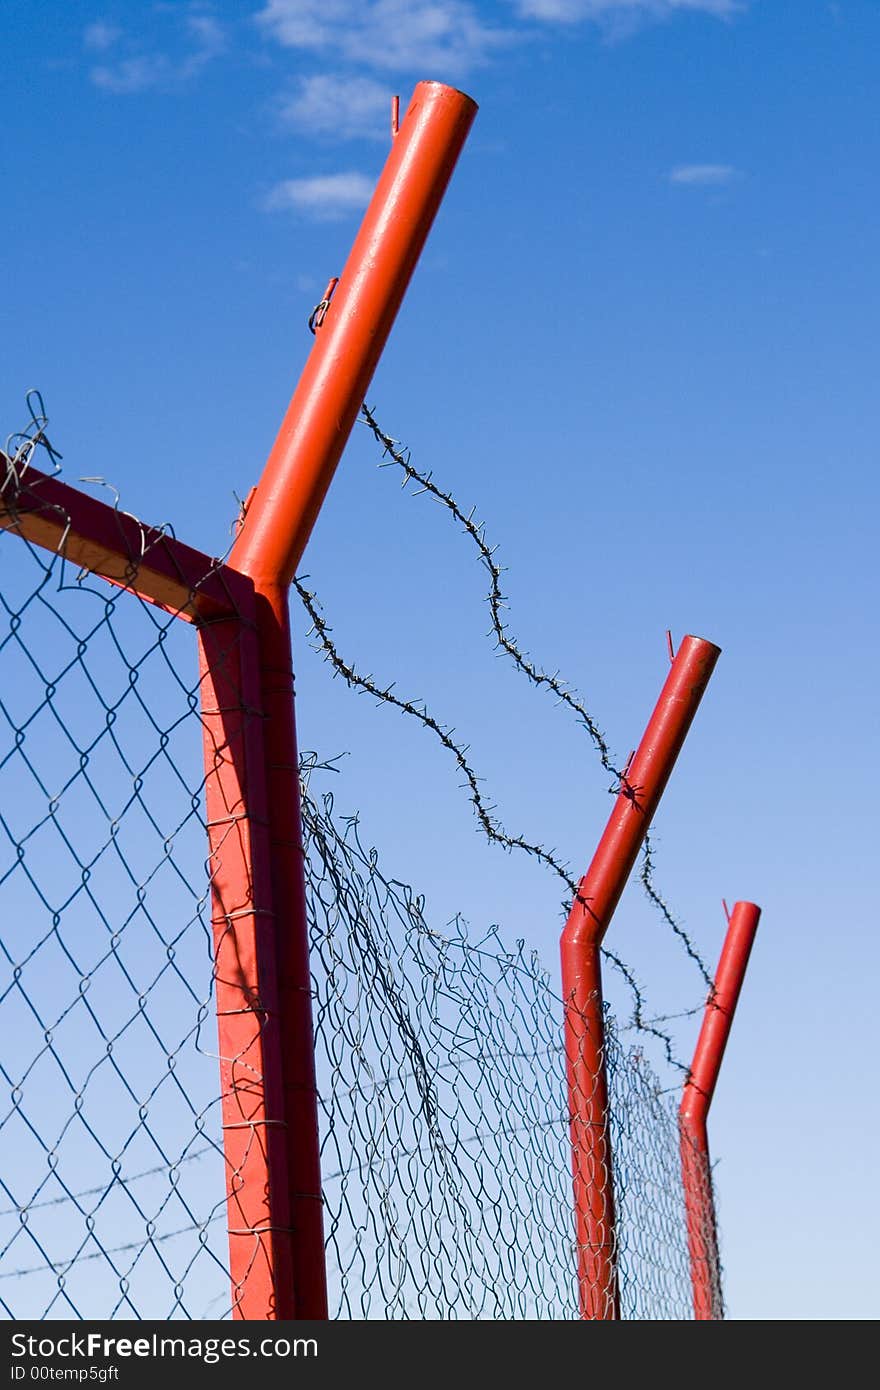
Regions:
[[227, 81, 477, 1319], [679, 900, 761, 1320], [561, 635, 720, 1319]]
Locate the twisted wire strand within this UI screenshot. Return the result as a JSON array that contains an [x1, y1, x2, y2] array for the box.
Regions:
[[359, 403, 712, 1002], [293, 576, 687, 1069]]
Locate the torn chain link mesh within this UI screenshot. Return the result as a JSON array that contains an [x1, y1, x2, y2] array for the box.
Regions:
[[0, 400, 706, 1319]]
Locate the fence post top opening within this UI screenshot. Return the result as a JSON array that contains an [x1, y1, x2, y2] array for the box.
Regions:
[[409, 79, 479, 111], [680, 633, 722, 657]]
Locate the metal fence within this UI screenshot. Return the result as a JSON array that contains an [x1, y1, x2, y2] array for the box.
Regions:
[[0, 416, 707, 1320], [0, 76, 759, 1327], [305, 772, 696, 1320]]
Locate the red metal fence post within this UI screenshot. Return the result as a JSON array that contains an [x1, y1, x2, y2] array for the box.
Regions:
[[679, 900, 761, 1320], [198, 607, 297, 1319], [226, 81, 477, 1319], [561, 635, 720, 1319], [230, 80, 478, 589], [1, 87, 476, 1318]]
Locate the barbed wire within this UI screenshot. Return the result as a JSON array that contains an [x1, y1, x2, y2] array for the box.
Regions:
[[293, 580, 580, 896], [0, 1145, 214, 1219], [638, 835, 711, 996], [1, 389, 715, 1318], [0, 1212, 226, 1283], [359, 403, 712, 1001], [293, 576, 687, 1070]]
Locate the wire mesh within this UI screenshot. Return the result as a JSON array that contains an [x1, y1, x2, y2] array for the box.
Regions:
[[0, 404, 717, 1321], [0, 422, 237, 1319], [609, 1047, 695, 1319], [303, 766, 699, 1320]]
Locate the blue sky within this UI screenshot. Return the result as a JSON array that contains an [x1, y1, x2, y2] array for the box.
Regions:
[[3, 0, 879, 1320]]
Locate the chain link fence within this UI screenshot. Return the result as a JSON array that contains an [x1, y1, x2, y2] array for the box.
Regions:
[[304, 768, 697, 1320], [0, 406, 714, 1320], [0, 419, 235, 1319]]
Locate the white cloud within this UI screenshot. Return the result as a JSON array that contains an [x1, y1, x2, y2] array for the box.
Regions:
[[668, 163, 738, 185], [511, 0, 742, 20], [91, 56, 172, 93], [280, 74, 392, 139], [184, 12, 226, 61], [263, 171, 376, 219], [89, 6, 225, 93], [256, 0, 506, 75], [83, 20, 122, 52]]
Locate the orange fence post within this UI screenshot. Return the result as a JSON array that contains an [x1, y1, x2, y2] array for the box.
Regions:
[[561, 635, 720, 1318], [230, 80, 478, 588], [226, 80, 477, 1318], [679, 900, 761, 1320]]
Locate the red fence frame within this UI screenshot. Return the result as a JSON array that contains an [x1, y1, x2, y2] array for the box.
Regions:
[[560, 635, 720, 1319], [679, 900, 761, 1320]]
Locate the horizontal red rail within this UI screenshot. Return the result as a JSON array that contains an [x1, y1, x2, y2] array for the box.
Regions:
[[0, 458, 247, 622]]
